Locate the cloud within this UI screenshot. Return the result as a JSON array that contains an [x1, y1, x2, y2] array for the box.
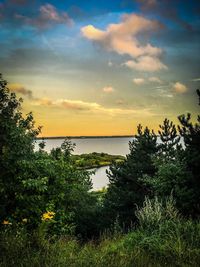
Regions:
[[9, 83, 33, 98], [124, 56, 167, 72], [82, 14, 162, 58], [191, 78, 200, 82], [15, 4, 73, 30], [133, 76, 163, 85], [108, 60, 113, 67], [172, 82, 188, 93], [32, 98, 154, 117], [156, 87, 174, 98], [133, 78, 145, 85], [148, 76, 163, 83], [102, 86, 115, 93], [81, 13, 166, 72]]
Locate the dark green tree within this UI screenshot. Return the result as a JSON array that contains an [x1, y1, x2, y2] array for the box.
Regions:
[[0, 73, 40, 222], [158, 118, 182, 162], [148, 91, 200, 216], [104, 125, 158, 227], [0, 74, 93, 236], [177, 89, 200, 216]]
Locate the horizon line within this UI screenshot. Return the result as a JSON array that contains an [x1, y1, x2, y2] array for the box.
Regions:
[[37, 135, 135, 140]]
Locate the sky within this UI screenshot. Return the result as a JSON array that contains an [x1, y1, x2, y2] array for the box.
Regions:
[[0, 0, 200, 136]]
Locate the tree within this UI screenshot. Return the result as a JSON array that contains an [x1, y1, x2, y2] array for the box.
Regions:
[[0, 74, 93, 236], [0, 73, 40, 222], [177, 89, 200, 216], [104, 125, 158, 228], [157, 118, 182, 163], [148, 90, 200, 216]]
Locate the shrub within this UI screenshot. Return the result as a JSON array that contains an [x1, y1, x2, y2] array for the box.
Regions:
[[135, 195, 180, 230]]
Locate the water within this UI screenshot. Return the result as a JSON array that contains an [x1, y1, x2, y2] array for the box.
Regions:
[[89, 166, 110, 191], [36, 137, 132, 190], [36, 137, 133, 156]]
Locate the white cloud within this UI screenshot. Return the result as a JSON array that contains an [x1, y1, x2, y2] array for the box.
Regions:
[[124, 56, 167, 72], [81, 13, 167, 72], [108, 60, 113, 67], [133, 76, 163, 85], [191, 78, 200, 82], [172, 82, 188, 93], [102, 86, 115, 93], [133, 78, 145, 85]]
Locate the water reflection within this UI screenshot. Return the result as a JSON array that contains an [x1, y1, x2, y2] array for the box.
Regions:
[[89, 166, 110, 191]]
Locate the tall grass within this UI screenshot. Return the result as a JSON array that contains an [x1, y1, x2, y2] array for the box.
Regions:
[[1, 197, 200, 267], [135, 195, 180, 230]]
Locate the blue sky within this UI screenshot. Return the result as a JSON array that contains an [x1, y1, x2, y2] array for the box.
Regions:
[[0, 0, 200, 136]]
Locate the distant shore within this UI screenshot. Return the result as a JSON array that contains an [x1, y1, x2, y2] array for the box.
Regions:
[[37, 135, 134, 140]]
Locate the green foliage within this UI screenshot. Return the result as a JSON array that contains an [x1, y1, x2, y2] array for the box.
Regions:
[[1, 214, 200, 267], [158, 118, 182, 163], [145, 91, 200, 217], [0, 73, 40, 221], [104, 124, 158, 227], [135, 196, 180, 230], [177, 92, 200, 216], [0, 74, 94, 237], [50, 139, 75, 161], [71, 152, 124, 169], [1, 72, 200, 265]]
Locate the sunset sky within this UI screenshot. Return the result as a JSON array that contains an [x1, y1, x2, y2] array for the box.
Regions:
[[0, 0, 200, 136]]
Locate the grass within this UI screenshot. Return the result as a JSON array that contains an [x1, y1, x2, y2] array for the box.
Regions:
[[1, 218, 200, 267], [1, 197, 199, 267]]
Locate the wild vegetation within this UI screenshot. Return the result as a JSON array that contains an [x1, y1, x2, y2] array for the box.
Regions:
[[0, 73, 200, 266], [71, 152, 125, 169]]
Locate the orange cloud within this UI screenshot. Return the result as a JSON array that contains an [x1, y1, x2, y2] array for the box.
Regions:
[[82, 14, 162, 57], [133, 78, 145, 85], [172, 82, 188, 93], [102, 86, 115, 93], [124, 56, 167, 72], [32, 97, 154, 117], [81, 13, 166, 72]]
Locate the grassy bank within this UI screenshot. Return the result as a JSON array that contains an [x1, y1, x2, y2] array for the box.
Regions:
[[1, 218, 200, 267], [72, 152, 125, 169]]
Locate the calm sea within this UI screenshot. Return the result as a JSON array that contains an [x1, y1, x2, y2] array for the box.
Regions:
[[36, 137, 133, 156], [35, 137, 133, 190]]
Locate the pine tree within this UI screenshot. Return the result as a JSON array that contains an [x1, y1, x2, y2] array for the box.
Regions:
[[104, 124, 158, 227], [158, 118, 182, 163], [177, 89, 200, 216]]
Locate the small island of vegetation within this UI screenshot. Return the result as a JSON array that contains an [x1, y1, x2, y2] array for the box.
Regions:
[[72, 152, 125, 169]]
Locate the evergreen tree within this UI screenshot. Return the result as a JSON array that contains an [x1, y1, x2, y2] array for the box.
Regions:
[[158, 118, 182, 162], [149, 91, 200, 216], [177, 89, 200, 216], [104, 125, 158, 227]]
